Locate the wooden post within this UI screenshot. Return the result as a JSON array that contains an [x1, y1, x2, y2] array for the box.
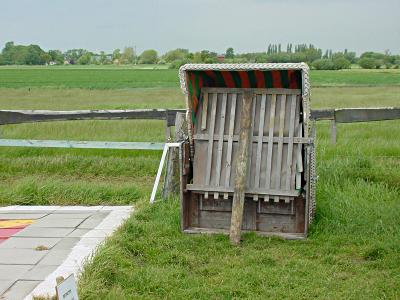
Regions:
[[229, 91, 253, 245], [331, 119, 337, 144], [163, 112, 186, 198]]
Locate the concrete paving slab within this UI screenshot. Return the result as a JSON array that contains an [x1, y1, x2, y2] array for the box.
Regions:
[[13, 206, 61, 211], [0, 237, 61, 249], [52, 238, 80, 250], [82, 229, 110, 238], [38, 250, 71, 266], [30, 218, 84, 228], [78, 213, 109, 229], [0, 280, 14, 295], [0, 265, 33, 280], [0, 249, 48, 265], [14, 227, 74, 238], [2, 280, 41, 300], [0, 213, 47, 219], [20, 265, 58, 281], [67, 228, 90, 237], [55, 206, 103, 212], [41, 213, 93, 219]]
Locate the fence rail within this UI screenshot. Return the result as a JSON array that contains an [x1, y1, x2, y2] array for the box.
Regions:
[[0, 107, 398, 146]]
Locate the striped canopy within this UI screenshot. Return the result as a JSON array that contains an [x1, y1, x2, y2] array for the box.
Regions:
[[184, 69, 302, 123]]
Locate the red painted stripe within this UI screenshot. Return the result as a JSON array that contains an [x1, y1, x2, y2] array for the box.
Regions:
[[271, 70, 282, 88], [0, 238, 7, 244], [205, 70, 217, 81], [254, 71, 265, 88], [288, 70, 298, 89], [0, 228, 24, 238], [238, 71, 250, 88], [220, 71, 235, 88]]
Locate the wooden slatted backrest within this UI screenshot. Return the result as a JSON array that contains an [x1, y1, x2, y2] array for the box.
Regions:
[[190, 87, 303, 202]]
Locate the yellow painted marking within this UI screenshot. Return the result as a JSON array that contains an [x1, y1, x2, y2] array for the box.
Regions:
[[0, 219, 34, 228]]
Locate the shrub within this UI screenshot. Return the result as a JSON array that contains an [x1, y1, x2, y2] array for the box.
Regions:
[[333, 57, 351, 70], [358, 57, 379, 69], [312, 59, 335, 70]]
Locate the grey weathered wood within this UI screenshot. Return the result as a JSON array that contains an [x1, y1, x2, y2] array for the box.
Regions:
[[205, 93, 218, 199], [335, 107, 400, 123], [203, 87, 301, 95], [163, 112, 186, 198], [265, 94, 277, 190], [255, 94, 266, 192], [186, 184, 300, 197], [274, 95, 287, 202], [285, 95, 297, 191], [0, 139, 165, 150], [215, 93, 227, 188], [230, 91, 253, 245], [193, 134, 313, 144], [224, 94, 237, 190], [201, 93, 209, 130], [310, 109, 334, 120], [331, 119, 337, 144]]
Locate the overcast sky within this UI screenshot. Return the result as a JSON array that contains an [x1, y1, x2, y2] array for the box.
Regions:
[[1, 0, 399, 55]]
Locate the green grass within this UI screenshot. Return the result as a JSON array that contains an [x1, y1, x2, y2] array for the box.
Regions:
[[0, 67, 399, 89], [0, 68, 399, 298]]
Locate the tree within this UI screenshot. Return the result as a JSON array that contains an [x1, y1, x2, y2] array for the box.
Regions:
[[48, 50, 64, 64], [163, 48, 189, 63], [77, 52, 92, 65], [139, 49, 158, 64], [312, 59, 335, 70], [358, 57, 380, 69], [112, 49, 121, 62], [225, 47, 234, 59], [120, 47, 135, 64]]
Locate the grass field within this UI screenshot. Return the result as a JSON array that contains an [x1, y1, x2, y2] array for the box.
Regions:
[[0, 67, 399, 299], [0, 66, 399, 89]]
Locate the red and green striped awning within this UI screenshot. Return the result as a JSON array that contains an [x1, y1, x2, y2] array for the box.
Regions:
[[186, 69, 302, 123]]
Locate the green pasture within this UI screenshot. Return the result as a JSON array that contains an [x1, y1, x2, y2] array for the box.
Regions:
[[0, 66, 399, 89], [0, 67, 399, 299]]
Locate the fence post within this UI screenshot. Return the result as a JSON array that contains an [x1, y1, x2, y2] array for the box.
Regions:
[[331, 119, 337, 144], [162, 112, 186, 198]]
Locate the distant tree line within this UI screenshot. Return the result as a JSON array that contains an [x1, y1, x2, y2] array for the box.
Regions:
[[0, 41, 399, 70]]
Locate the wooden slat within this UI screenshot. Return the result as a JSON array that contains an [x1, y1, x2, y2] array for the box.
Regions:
[[295, 123, 303, 190], [193, 134, 313, 144], [0, 139, 166, 150], [291, 97, 301, 191], [205, 93, 217, 186], [255, 94, 266, 188], [274, 95, 287, 202], [201, 92, 209, 130], [285, 94, 297, 191], [186, 184, 300, 197], [202, 87, 301, 95], [265, 94, 277, 190], [248, 95, 257, 192], [224, 94, 237, 189], [214, 93, 228, 198], [335, 107, 400, 123]]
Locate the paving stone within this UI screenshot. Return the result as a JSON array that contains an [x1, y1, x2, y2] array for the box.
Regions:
[[52, 237, 80, 250], [0, 265, 33, 280], [42, 213, 93, 219], [0, 280, 14, 295], [0, 213, 47, 219], [0, 237, 61, 249], [67, 228, 90, 237], [13, 227, 74, 238], [83, 229, 110, 238], [13, 205, 60, 211], [38, 250, 71, 266], [20, 265, 58, 281], [30, 218, 84, 228], [0, 249, 48, 264], [1, 280, 41, 299], [78, 213, 109, 229], [55, 206, 103, 213]]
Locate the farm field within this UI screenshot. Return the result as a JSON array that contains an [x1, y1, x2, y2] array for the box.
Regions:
[[0, 66, 400, 89], [0, 68, 399, 298]]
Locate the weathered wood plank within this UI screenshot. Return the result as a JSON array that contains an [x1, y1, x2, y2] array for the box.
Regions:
[[224, 94, 237, 189], [193, 134, 313, 144], [201, 93, 209, 130], [285, 95, 297, 191], [202, 87, 301, 95], [310, 109, 334, 120], [215, 93, 227, 188], [0, 139, 165, 150], [335, 107, 400, 123], [205, 93, 218, 199], [265, 94, 277, 190], [274, 95, 287, 202], [255, 94, 266, 192], [230, 91, 253, 245]]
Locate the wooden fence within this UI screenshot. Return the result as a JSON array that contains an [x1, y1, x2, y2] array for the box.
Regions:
[[0, 107, 398, 147]]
